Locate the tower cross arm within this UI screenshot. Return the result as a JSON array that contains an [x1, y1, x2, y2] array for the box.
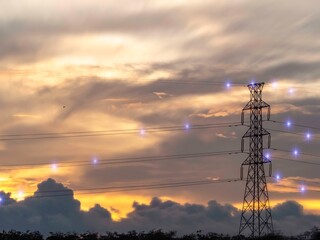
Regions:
[[242, 128, 270, 138], [242, 100, 270, 111]]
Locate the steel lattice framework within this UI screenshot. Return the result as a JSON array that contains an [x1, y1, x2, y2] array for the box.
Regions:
[[239, 82, 274, 237]]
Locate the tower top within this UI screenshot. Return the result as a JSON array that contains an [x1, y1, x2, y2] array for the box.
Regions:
[[247, 82, 265, 88]]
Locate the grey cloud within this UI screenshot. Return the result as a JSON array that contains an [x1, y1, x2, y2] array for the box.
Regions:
[[1, 67, 318, 207], [0, 178, 112, 233], [118, 199, 320, 235], [0, 37, 55, 63], [0, 3, 189, 62], [221, 1, 320, 37], [258, 61, 320, 81], [31, 77, 232, 123], [0, 191, 16, 206], [273, 201, 303, 218], [4, 73, 314, 204], [79, 126, 246, 203], [82, 165, 161, 188], [1, 6, 186, 36], [1, 179, 319, 235], [272, 201, 320, 235], [1, 0, 320, 67], [115, 197, 240, 234]]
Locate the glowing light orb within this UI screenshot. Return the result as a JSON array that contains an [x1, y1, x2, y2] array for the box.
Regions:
[[286, 121, 292, 127], [305, 132, 312, 141], [293, 149, 299, 156], [92, 158, 98, 165], [18, 191, 24, 199], [51, 163, 57, 171], [184, 123, 190, 130], [225, 81, 232, 88], [300, 186, 306, 193], [140, 128, 146, 136], [276, 175, 281, 181], [272, 82, 278, 88], [288, 88, 295, 94], [265, 153, 270, 159], [0, 197, 2, 203]]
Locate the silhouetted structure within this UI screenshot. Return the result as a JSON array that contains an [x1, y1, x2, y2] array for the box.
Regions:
[[239, 82, 273, 237]]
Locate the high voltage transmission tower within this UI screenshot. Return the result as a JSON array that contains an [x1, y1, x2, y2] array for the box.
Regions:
[[239, 82, 273, 237]]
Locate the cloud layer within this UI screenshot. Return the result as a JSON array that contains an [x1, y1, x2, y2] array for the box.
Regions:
[[0, 179, 320, 235]]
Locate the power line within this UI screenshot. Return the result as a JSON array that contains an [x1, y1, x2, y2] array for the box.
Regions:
[[265, 128, 320, 140], [0, 150, 245, 170], [272, 148, 320, 159], [0, 70, 249, 86], [261, 148, 320, 167], [274, 156, 320, 166], [0, 121, 241, 137], [25, 178, 242, 194], [0, 122, 245, 141], [10, 178, 242, 199], [154, 79, 246, 86], [267, 120, 320, 131]]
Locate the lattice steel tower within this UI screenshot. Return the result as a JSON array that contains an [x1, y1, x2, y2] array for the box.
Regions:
[[239, 82, 273, 237]]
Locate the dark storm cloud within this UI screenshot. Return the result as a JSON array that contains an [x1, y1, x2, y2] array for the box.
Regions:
[[0, 191, 16, 206], [120, 198, 320, 235], [1, 179, 319, 235], [273, 200, 303, 217], [0, 178, 112, 233], [116, 197, 240, 234], [272, 201, 320, 235]]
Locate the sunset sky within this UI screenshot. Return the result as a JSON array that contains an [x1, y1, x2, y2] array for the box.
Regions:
[[0, 0, 320, 235]]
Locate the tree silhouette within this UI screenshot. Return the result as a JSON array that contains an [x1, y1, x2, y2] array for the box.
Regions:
[[0, 227, 319, 239]]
